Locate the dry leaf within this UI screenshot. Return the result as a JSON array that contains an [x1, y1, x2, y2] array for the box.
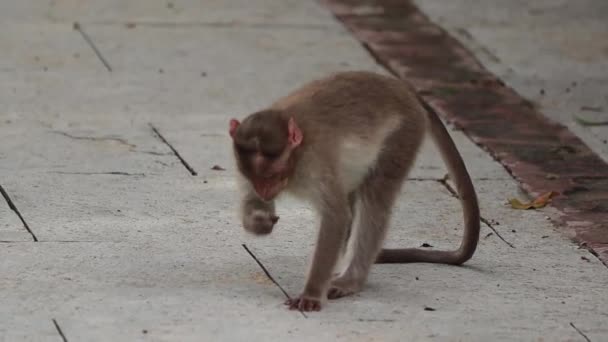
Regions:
[[509, 191, 557, 210], [574, 115, 608, 126]]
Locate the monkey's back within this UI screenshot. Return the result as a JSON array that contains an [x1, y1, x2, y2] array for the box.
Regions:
[[271, 71, 426, 139], [271, 71, 428, 196]]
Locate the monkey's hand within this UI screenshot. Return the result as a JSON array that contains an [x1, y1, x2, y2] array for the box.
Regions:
[[243, 209, 279, 235]]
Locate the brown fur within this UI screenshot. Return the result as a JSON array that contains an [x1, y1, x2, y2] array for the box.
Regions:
[[230, 71, 480, 311]]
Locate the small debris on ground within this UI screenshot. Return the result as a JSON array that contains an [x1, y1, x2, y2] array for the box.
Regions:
[[490, 219, 500, 225], [581, 256, 590, 262], [542, 235, 549, 238], [580, 106, 603, 112], [424, 306, 436, 311], [126, 22, 136, 29], [142, 329, 148, 334], [511, 229, 516, 233], [421, 242, 433, 248], [484, 232, 494, 239], [540, 89, 545, 95], [201, 71, 207, 77], [415, 277, 419, 280], [509, 191, 557, 210], [211, 165, 226, 171]]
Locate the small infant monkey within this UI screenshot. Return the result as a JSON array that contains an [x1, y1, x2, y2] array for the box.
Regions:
[[230, 71, 479, 312]]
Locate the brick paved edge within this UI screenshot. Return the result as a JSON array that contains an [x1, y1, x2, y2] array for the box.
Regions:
[[319, 0, 608, 266]]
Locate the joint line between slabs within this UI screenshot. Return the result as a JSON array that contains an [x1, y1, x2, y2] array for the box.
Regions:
[[52, 319, 68, 342], [241, 244, 307, 318], [73, 22, 112, 72], [570, 322, 591, 342], [0, 185, 38, 242], [149, 123, 198, 176], [436, 177, 515, 249]]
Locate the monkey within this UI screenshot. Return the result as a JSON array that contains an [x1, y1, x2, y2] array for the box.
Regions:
[[229, 71, 480, 312]]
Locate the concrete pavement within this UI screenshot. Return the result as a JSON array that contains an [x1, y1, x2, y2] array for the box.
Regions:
[[1, 1, 606, 341]]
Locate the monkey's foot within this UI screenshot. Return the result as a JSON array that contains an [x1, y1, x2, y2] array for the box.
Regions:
[[284, 296, 321, 312], [327, 276, 360, 299], [327, 285, 355, 299]]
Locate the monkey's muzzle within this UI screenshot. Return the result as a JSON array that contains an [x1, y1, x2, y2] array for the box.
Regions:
[[253, 178, 288, 201]]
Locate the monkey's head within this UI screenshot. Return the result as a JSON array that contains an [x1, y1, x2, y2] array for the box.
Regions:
[[229, 110, 303, 201]]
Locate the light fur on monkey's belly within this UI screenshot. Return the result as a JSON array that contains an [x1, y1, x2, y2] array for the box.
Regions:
[[338, 138, 382, 191], [337, 117, 400, 192]]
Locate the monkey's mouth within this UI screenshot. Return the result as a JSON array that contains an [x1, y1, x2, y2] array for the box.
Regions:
[[253, 177, 288, 201]]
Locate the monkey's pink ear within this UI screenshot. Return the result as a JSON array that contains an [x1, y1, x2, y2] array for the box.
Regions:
[[287, 117, 303, 147], [229, 119, 240, 138]]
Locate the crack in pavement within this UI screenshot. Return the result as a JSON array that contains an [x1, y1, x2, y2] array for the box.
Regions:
[[49, 171, 145, 176], [52, 319, 68, 342], [570, 322, 592, 342], [52, 131, 136, 148]]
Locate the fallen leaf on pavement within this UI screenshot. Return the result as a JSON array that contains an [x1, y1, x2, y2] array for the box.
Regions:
[[509, 191, 557, 210], [574, 115, 608, 126], [211, 165, 226, 171]]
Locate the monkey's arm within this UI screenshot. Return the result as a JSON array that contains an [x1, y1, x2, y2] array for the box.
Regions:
[[287, 183, 352, 311]]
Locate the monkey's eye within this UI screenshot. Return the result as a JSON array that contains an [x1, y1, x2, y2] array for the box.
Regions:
[[236, 144, 255, 155], [261, 151, 280, 160]]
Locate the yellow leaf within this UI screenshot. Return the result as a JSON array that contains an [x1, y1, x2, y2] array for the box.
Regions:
[[509, 191, 557, 210]]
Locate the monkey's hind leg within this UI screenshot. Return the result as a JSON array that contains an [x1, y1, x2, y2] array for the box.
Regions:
[[327, 178, 403, 299]]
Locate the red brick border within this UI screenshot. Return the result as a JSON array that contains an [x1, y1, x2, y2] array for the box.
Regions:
[[320, 0, 608, 265]]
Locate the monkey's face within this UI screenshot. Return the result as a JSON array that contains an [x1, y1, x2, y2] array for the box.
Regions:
[[229, 111, 303, 201]]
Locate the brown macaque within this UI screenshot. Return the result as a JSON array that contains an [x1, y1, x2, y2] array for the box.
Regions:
[[229, 71, 480, 312]]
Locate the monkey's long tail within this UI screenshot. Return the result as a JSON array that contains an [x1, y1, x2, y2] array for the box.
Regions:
[[376, 98, 480, 265]]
